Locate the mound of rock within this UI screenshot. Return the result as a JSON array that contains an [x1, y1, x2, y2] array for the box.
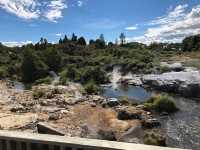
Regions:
[[143, 71, 200, 97]]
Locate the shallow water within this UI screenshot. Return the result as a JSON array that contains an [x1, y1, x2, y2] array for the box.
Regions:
[[160, 96, 200, 150], [102, 84, 152, 102]]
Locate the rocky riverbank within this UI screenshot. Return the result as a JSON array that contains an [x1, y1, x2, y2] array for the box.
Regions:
[[0, 80, 164, 145]]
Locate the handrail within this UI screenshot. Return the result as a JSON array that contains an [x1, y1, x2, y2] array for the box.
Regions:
[[0, 130, 190, 150]]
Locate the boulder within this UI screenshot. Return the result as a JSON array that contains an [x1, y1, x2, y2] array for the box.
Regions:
[[117, 107, 142, 120], [37, 122, 65, 136], [102, 98, 119, 107], [10, 104, 27, 113], [48, 112, 61, 120], [142, 118, 161, 128]]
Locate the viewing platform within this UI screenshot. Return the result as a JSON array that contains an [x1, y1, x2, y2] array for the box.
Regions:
[[0, 130, 190, 150]]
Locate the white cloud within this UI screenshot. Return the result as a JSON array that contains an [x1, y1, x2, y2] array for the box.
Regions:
[[77, 1, 83, 7], [44, 0, 67, 22], [150, 4, 188, 25], [131, 4, 200, 44], [56, 33, 62, 37], [0, 0, 67, 22], [2, 41, 33, 47], [0, 0, 40, 19], [125, 26, 137, 31]]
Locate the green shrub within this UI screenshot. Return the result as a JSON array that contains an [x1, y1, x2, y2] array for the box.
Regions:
[[0, 66, 8, 78], [144, 131, 166, 146], [83, 81, 99, 94], [144, 95, 178, 113], [35, 76, 53, 85], [159, 65, 171, 73], [59, 70, 69, 85], [33, 90, 45, 99]]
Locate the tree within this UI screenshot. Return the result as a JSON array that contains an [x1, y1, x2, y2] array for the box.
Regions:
[[119, 33, 126, 45], [94, 34, 106, 49], [108, 42, 114, 47], [59, 38, 63, 44], [99, 34, 105, 43], [63, 35, 68, 43], [43, 48, 62, 71], [182, 35, 200, 51], [95, 39, 106, 49], [89, 39, 95, 45], [21, 48, 48, 83], [77, 37, 87, 46], [71, 33, 77, 42]]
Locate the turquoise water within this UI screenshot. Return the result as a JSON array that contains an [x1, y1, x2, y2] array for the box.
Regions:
[[102, 85, 152, 102]]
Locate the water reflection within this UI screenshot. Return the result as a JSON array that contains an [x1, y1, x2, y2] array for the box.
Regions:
[[102, 84, 152, 102]]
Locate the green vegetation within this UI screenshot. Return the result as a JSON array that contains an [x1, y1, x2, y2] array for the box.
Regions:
[[0, 33, 199, 85], [33, 90, 45, 99], [35, 76, 53, 85], [144, 130, 166, 146], [183, 34, 200, 51], [144, 95, 178, 113], [21, 48, 48, 83], [83, 81, 99, 95]]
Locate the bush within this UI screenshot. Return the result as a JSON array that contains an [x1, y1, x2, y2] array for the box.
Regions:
[[0, 66, 8, 78], [159, 65, 171, 73], [144, 131, 166, 146], [33, 90, 45, 99], [144, 95, 178, 113], [59, 70, 69, 85], [83, 81, 99, 95]]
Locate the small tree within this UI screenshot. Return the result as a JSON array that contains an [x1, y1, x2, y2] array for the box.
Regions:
[[63, 35, 68, 43], [21, 48, 48, 83], [94, 34, 106, 49], [71, 33, 77, 42], [99, 34, 105, 42], [77, 37, 87, 46], [59, 38, 63, 44], [119, 33, 126, 45], [43, 48, 62, 71]]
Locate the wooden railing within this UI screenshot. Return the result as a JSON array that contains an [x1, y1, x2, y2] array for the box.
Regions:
[[0, 130, 190, 150]]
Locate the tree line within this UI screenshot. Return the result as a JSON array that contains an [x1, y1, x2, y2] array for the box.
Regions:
[[0, 33, 199, 87]]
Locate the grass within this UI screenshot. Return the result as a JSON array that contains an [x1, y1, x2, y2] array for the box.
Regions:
[[144, 95, 178, 113]]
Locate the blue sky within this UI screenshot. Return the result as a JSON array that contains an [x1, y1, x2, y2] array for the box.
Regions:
[[0, 0, 200, 46]]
